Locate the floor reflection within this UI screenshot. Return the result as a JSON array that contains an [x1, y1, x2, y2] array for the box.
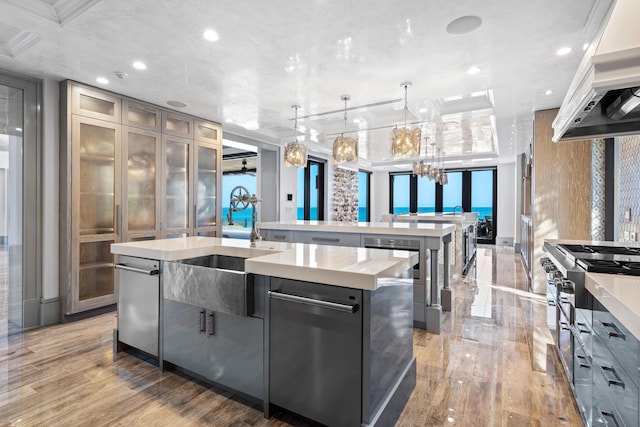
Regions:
[[397, 244, 582, 426]]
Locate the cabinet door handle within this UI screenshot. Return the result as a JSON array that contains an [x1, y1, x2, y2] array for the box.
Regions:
[[194, 204, 197, 229], [311, 237, 340, 243], [268, 290, 359, 313], [547, 299, 556, 307], [560, 321, 570, 331], [198, 310, 206, 334], [600, 365, 625, 389], [576, 354, 591, 369], [599, 408, 620, 427], [576, 322, 591, 334], [207, 312, 215, 336], [114, 263, 159, 275], [274, 234, 287, 239], [115, 204, 121, 235], [601, 321, 625, 340]]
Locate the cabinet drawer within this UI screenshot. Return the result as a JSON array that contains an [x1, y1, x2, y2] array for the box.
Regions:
[[593, 307, 639, 387], [574, 307, 593, 352], [592, 337, 639, 427], [294, 231, 361, 247], [573, 339, 592, 426], [264, 230, 293, 242]]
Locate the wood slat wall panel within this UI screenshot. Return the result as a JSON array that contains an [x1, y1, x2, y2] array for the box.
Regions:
[[532, 109, 592, 293]]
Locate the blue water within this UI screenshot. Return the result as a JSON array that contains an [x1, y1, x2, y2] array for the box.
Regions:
[[296, 207, 493, 221], [222, 207, 253, 226]]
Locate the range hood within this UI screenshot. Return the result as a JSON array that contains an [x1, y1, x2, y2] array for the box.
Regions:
[[553, 0, 640, 142]]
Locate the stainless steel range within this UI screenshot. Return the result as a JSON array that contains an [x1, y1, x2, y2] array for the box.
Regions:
[[541, 241, 640, 426]]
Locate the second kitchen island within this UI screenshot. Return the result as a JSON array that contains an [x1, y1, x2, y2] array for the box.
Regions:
[[111, 237, 418, 427], [259, 220, 456, 334]]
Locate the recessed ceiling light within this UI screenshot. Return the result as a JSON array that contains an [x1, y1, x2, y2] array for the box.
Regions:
[[203, 29, 220, 42], [353, 118, 361, 123], [467, 66, 481, 75], [556, 47, 572, 56], [166, 100, 187, 108], [446, 16, 482, 35], [583, 43, 589, 51], [419, 107, 428, 113], [132, 61, 147, 70], [545, 89, 553, 95], [96, 77, 109, 85], [225, 118, 234, 123], [15, 127, 22, 132]]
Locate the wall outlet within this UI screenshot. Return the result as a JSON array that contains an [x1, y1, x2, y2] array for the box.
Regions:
[[631, 232, 637, 242], [624, 208, 632, 221], [624, 231, 630, 241]]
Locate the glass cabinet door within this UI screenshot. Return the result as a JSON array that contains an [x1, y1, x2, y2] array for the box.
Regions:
[[194, 142, 218, 235], [163, 135, 192, 237], [123, 127, 160, 241], [71, 116, 121, 313]]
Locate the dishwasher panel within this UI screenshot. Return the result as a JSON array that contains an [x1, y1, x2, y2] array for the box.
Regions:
[[269, 278, 362, 427], [116, 255, 160, 357]]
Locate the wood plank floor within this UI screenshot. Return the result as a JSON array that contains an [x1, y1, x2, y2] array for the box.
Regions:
[[0, 246, 582, 426]]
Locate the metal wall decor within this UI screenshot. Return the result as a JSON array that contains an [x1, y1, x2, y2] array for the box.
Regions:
[[332, 167, 359, 222], [391, 82, 421, 159], [332, 95, 358, 164], [284, 105, 308, 168]]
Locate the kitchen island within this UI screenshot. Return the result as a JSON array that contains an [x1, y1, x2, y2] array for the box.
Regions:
[[395, 212, 478, 276], [111, 236, 417, 427], [258, 220, 455, 334]]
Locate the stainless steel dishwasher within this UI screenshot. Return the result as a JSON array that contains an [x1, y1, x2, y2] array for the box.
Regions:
[[269, 278, 362, 427], [115, 255, 160, 357]]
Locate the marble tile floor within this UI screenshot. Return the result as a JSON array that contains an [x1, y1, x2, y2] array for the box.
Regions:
[[0, 245, 582, 426]]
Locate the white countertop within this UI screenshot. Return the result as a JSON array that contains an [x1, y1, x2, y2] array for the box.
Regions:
[[111, 237, 294, 261], [585, 273, 640, 340], [257, 220, 455, 237], [111, 236, 418, 291], [245, 245, 417, 290], [395, 212, 478, 224]]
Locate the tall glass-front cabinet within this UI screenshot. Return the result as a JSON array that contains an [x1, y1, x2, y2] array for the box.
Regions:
[[60, 81, 221, 315]]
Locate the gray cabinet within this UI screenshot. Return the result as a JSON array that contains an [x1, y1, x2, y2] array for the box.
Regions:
[[163, 299, 263, 399], [294, 230, 361, 247], [262, 230, 294, 243]]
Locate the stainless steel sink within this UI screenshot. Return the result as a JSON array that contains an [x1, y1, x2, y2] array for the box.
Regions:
[[163, 255, 254, 317]]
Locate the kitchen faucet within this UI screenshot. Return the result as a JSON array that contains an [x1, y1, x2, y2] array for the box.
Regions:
[[453, 205, 463, 215]]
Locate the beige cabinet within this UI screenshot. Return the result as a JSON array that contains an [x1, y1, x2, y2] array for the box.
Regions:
[[61, 81, 221, 315]]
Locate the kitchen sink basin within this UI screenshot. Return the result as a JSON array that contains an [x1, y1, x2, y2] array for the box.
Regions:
[[163, 255, 255, 317]]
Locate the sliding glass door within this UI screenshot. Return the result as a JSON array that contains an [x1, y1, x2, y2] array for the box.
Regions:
[[472, 170, 495, 242], [297, 159, 325, 220]]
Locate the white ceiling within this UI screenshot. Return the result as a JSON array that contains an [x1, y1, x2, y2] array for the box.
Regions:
[[0, 0, 611, 169]]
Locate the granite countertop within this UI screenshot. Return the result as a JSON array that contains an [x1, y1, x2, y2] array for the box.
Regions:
[[111, 236, 418, 291], [257, 220, 455, 237], [585, 273, 640, 340]]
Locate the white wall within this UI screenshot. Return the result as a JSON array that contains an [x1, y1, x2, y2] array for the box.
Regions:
[[42, 79, 59, 300], [371, 171, 389, 222], [279, 161, 298, 220], [496, 163, 516, 245]]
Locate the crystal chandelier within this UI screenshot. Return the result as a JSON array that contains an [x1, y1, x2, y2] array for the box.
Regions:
[[283, 105, 307, 168], [413, 142, 447, 185], [391, 82, 421, 159], [332, 95, 358, 164]]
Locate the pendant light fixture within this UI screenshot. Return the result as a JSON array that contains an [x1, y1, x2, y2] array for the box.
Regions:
[[391, 82, 421, 159], [332, 95, 358, 164], [283, 105, 308, 168]]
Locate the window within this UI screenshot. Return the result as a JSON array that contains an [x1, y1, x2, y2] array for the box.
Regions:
[[417, 176, 435, 213], [389, 168, 497, 244], [297, 159, 325, 220], [390, 173, 411, 214], [442, 172, 463, 212], [358, 170, 371, 222]]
